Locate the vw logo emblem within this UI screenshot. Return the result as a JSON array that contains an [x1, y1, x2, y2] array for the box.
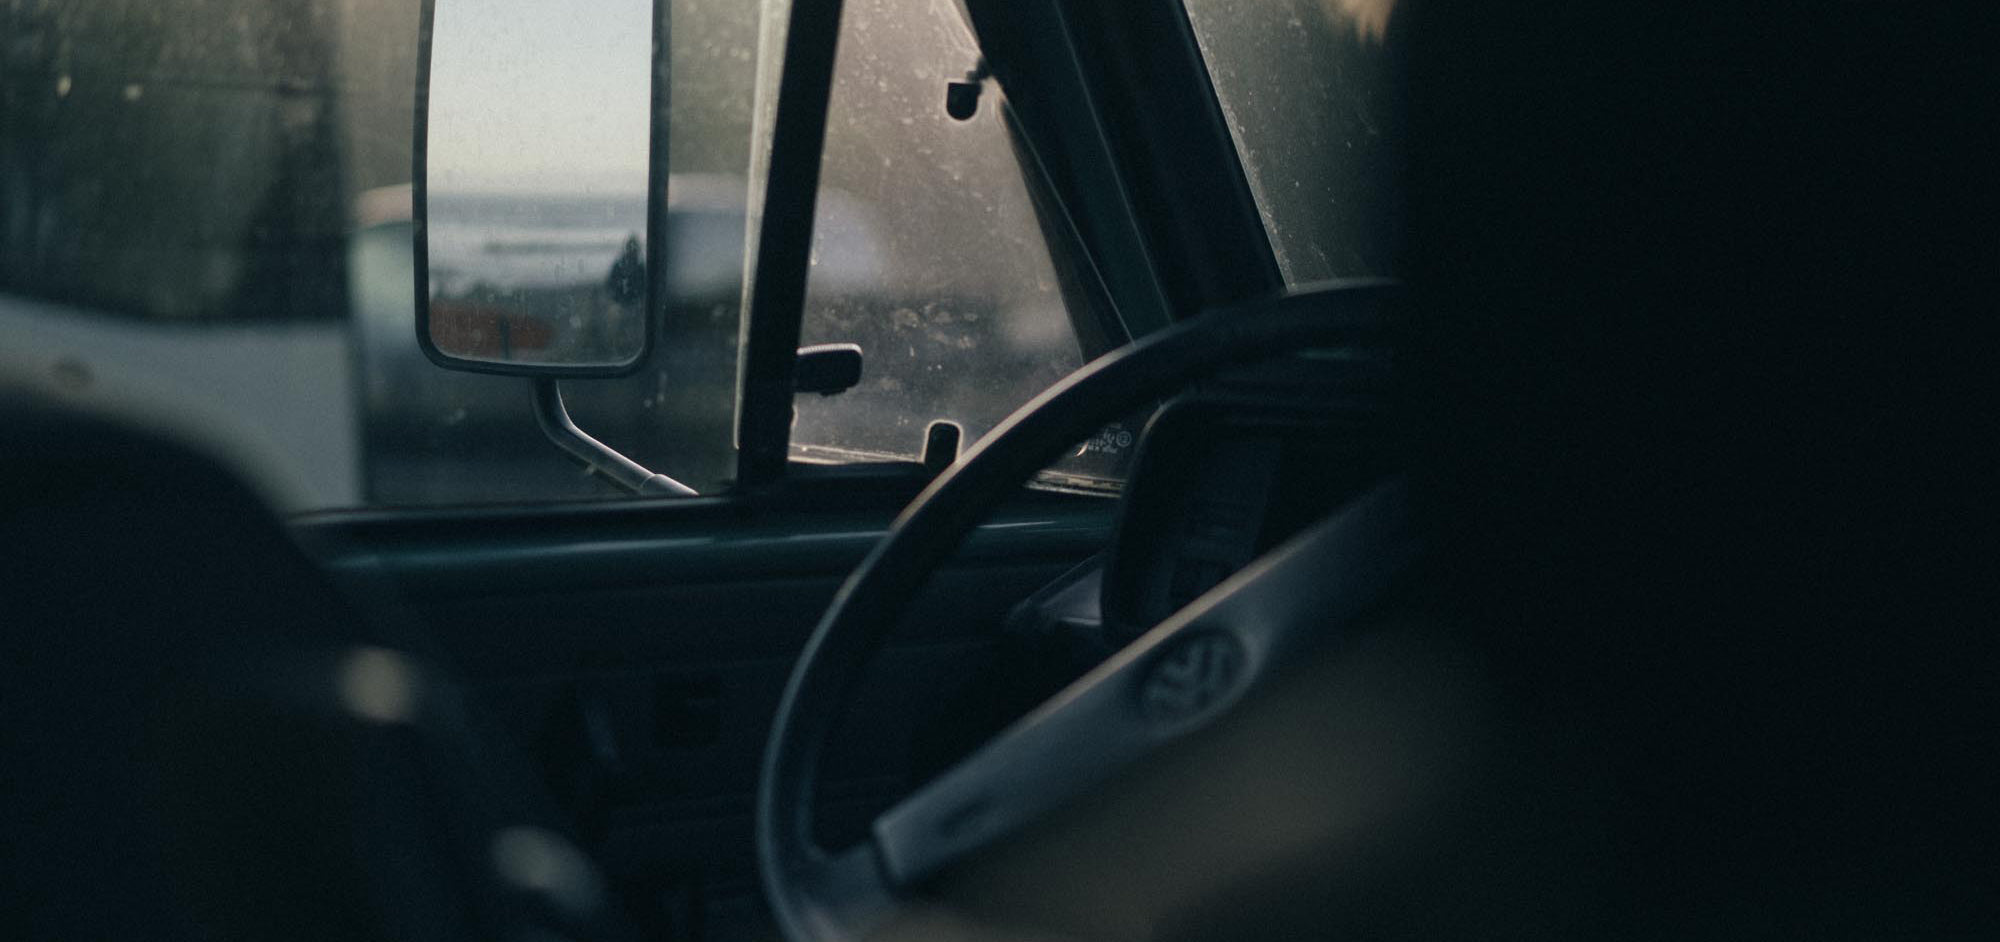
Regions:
[[1139, 631, 1245, 727]]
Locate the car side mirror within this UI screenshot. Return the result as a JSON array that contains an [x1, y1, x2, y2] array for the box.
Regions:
[[413, 0, 662, 376]]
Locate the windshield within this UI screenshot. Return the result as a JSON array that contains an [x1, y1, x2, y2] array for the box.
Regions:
[[1183, 0, 1403, 283]]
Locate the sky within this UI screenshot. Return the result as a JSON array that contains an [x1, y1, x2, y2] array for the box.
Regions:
[[425, 0, 654, 195]]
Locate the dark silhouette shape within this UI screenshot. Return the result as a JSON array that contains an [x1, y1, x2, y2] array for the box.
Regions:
[[604, 234, 645, 305]]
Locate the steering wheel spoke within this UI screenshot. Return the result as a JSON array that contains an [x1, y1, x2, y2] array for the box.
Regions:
[[758, 283, 1404, 941], [775, 843, 901, 942], [871, 478, 1416, 887]]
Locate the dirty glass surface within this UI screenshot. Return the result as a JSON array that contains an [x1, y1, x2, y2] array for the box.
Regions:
[[0, 0, 1106, 509], [788, 0, 1092, 469], [1181, 0, 1404, 283], [0, 0, 763, 507]]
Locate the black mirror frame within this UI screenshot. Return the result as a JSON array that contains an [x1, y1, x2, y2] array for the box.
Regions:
[[410, 0, 668, 378]]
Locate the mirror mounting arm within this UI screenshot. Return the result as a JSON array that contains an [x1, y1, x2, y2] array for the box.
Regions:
[[532, 379, 697, 497]]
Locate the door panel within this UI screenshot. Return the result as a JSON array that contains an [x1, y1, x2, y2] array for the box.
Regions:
[[296, 491, 1112, 940]]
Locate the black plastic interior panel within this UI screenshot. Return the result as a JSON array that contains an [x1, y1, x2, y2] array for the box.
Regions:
[[1104, 381, 1392, 635], [293, 491, 1113, 941]]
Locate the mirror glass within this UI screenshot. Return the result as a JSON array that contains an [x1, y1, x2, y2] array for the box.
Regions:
[[421, 0, 654, 370]]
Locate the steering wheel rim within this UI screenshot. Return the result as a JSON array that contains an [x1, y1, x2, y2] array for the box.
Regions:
[[757, 282, 1403, 941]]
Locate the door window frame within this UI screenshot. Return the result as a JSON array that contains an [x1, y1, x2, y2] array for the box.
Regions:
[[729, 0, 1277, 496]]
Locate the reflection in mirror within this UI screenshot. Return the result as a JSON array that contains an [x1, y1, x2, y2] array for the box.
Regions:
[[422, 0, 654, 370]]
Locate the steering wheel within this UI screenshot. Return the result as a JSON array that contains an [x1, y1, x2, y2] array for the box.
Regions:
[[757, 282, 1415, 941]]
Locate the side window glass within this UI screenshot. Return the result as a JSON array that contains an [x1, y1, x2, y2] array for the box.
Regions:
[[2, 2, 362, 509], [789, 0, 1090, 465], [0, 0, 1111, 509], [1182, 0, 1404, 283], [1, 0, 771, 510]]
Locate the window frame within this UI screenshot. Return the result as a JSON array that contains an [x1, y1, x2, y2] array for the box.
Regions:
[[325, 0, 1272, 518], [731, 0, 1278, 496], [966, 0, 1284, 323], [732, 0, 846, 488]]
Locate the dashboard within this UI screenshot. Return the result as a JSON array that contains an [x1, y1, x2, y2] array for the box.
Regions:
[[1003, 347, 1395, 653]]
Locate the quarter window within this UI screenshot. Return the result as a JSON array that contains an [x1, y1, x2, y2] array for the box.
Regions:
[[789, 0, 1091, 466]]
